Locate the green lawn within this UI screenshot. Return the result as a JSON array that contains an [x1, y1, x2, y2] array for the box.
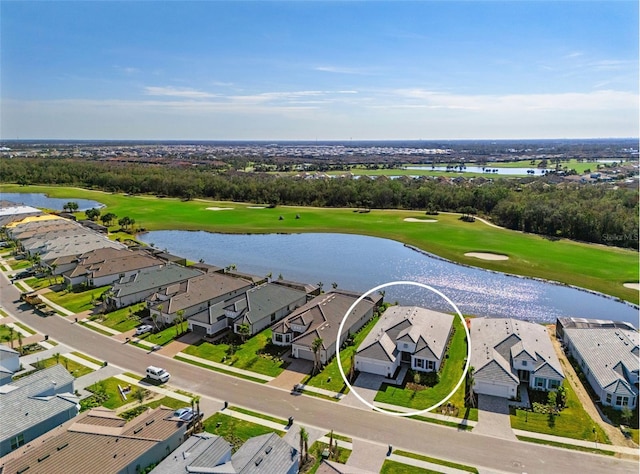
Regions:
[[380, 460, 436, 473], [2, 185, 636, 304], [32, 356, 93, 378], [203, 412, 283, 451], [510, 380, 610, 443], [46, 285, 110, 313], [99, 303, 146, 332], [306, 441, 351, 474], [303, 315, 381, 393], [183, 328, 288, 377], [393, 449, 478, 473], [25, 275, 64, 290], [137, 324, 182, 346], [85, 377, 132, 410], [0, 324, 19, 343], [13, 321, 36, 335], [119, 396, 190, 421], [6, 258, 29, 271], [374, 318, 472, 415]]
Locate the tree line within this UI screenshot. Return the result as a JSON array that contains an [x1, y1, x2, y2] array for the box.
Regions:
[[1, 157, 637, 249]]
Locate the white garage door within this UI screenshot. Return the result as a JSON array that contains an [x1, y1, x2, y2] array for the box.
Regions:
[[295, 347, 313, 361], [474, 381, 514, 398], [356, 358, 389, 377]]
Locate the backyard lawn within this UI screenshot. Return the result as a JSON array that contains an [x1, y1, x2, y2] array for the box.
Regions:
[[510, 380, 610, 443], [183, 328, 288, 377], [46, 285, 110, 314], [302, 315, 380, 394], [374, 317, 473, 416]]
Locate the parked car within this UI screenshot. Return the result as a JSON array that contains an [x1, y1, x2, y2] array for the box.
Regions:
[[146, 365, 170, 383], [134, 324, 153, 336], [174, 407, 194, 421]]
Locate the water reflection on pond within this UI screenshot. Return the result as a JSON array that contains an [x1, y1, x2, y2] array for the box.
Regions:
[[139, 231, 638, 326]]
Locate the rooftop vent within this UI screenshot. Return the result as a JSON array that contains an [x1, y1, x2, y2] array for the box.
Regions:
[[255, 457, 263, 466], [265, 446, 273, 454]]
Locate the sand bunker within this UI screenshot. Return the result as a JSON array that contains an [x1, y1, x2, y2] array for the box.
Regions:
[[623, 283, 640, 291], [465, 252, 509, 261], [248, 206, 266, 209], [206, 207, 233, 211], [404, 218, 438, 223]]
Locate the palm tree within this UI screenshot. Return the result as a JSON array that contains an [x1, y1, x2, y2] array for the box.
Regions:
[[311, 337, 323, 375], [175, 309, 185, 336], [237, 323, 251, 343], [466, 366, 476, 408], [151, 305, 161, 332], [8, 327, 14, 349], [331, 282, 338, 289], [298, 427, 309, 467]]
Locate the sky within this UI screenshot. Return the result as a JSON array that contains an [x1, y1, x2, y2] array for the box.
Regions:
[[1, 1, 638, 140]]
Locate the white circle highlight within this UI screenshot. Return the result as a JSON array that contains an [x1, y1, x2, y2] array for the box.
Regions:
[[336, 281, 471, 417]]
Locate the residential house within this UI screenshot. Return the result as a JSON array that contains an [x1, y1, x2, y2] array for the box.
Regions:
[[1, 406, 188, 474], [231, 283, 308, 337], [106, 263, 203, 309], [556, 317, 636, 342], [150, 433, 232, 474], [355, 306, 453, 378], [272, 290, 383, 364], [151, 432, 298, 474], [0, 202, 42, 227], [0, 345, 20, 385], [149, 272, 253, 325], [0, 364, 79, 457], [563, 326, 639, 410], [64, 248, 163, 287], [470, 318, 564, 399], [230, 432, 298, 474]]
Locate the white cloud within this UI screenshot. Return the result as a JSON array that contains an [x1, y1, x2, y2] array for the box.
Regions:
[[144, 86, 217, 99]]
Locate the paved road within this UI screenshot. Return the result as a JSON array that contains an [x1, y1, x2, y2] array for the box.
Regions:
[[1, 274, 636, 474]]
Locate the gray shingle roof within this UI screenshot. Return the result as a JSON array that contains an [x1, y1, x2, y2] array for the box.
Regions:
[[564, 328, 639, 397], [112, 263, 203, 298], [0, 365, 78, 444], [470, 318, 563, 386], [357, 306, 453, 364], [239, 283, 306, 325], [231, 432, 298, 474]]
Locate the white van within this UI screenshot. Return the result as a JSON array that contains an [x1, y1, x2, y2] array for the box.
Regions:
[[146, 366, 170, 383]]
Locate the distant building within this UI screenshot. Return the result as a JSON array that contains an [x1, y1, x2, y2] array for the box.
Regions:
[[0, 364, 78, 457]]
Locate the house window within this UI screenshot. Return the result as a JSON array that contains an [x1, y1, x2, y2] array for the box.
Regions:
[[606, 394, 612, 404], [615, 396, 629, 406], [522, 361, 527, 366], [10, 434, 24, 451], [275, 334, 283, 343], [403, 343, 409, 349], [535, 378, 545, 388], [414, 359, 424, 369], [427, 360, 435, 371], [548, 379, 560, 389], [271, 314, 276, 322]]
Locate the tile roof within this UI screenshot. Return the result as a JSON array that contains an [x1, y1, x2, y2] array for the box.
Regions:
[[471, 318, 563, 385], [357, 306, 453, 364], [231, 432, 298, 474], [111, 263, 203, 298], [0, 365, 78, 445], [564, 328, 639, 397], [3, 407, 187, 474], [276, 290, 382, 350], [157, 272, 253, 314]]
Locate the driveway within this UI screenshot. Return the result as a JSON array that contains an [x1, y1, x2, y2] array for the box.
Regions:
[[474, 394, 517, 440], [268, 358, 313, 389], [340, 372, 385, 409]]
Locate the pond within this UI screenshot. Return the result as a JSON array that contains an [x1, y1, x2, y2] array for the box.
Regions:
[[1, 192, 104, 212], [138, 231, 639, 326]]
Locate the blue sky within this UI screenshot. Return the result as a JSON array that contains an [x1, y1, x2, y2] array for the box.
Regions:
[[1, 1, 638, 140]]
